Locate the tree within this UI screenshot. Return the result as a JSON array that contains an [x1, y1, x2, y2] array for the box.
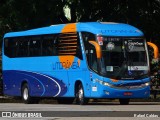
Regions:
[[0, 0, 160, 45]]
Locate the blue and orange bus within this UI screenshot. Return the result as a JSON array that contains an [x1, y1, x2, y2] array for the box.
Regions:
[[2, 22, 153, 105]]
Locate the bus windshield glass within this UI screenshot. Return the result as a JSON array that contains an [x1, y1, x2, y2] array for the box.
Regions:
[[99, 37, 149, 80]]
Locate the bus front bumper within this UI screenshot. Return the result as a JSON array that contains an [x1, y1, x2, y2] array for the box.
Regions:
[[90, 85, 150, 99]]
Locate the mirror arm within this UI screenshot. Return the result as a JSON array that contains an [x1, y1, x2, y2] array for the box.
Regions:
[[89, 41, 102, 59], [147, 42, 159, 59]]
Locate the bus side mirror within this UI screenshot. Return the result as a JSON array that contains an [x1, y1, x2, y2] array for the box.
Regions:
[[147, 42, 159, 59], [89, 41, 102, 59]]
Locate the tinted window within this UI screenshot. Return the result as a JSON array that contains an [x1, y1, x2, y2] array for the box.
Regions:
[[81, 32, 97, 71], [17, 38, 29, 57], [4, 38, 18, 58], [29, 37, 42, 56], [42, 35, 58, 56], [58, 32, 83, 59], [4, 33, 82, 59]]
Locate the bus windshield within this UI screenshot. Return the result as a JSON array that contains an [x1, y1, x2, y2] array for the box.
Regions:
[[99, 37, 149, 80]]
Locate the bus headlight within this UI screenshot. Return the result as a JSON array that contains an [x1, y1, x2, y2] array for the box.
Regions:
[[103, 82, 111, 86], [141, 82, 150, 87], [97, 80, 112, 87], [144, 82, 150, 86]]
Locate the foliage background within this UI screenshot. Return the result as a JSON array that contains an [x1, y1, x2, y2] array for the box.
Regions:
[[0, 0, 160, 47]]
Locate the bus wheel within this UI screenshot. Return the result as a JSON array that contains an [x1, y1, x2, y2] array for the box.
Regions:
[[22, 83, 34, 104], [76, 83, 88, 105], [119, 98, 130, 105]]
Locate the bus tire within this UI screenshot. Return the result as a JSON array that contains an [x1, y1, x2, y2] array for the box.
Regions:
[[22, 83, 34, 104], [119, 98, 130, 105], [75, 83, 88, 105]]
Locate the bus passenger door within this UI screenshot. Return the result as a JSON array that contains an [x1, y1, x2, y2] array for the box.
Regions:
[[81, 32, 103, 97], [86, 43, 102, 97]]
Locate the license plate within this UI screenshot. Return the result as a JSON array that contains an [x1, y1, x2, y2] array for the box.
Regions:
[[124, 92, 133, 96]]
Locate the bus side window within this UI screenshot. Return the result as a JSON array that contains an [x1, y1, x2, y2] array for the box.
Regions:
[[42, 39, 54, 56], [58, 33, 83, 59], [42, 34, 58, 56], [17, 38, 29, 57], [76, 33, 83, 60], [29, 37, 42, 57], [89, 46, 98, 72], [82, 32, 98, 72], [4, 38, 10, 57], [4, 38, 18, 58]]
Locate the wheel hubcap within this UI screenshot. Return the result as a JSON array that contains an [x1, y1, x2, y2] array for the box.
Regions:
[[78, 87, 83, 101], [23, 88, 28, 100]]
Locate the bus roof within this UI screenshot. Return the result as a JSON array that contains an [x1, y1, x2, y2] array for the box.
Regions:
[[4, 22, 144, 38]]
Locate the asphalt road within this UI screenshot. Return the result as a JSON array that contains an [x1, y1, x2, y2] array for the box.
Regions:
[[0, 102, 160, 120]]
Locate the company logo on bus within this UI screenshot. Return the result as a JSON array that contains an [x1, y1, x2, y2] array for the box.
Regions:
[[106, 42, 115, 50], [53, 57, 80, 70], [101, 30, 140, 34]]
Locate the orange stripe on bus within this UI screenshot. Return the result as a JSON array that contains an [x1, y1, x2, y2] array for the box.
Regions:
[[59, 23, 77, 69], [61, 23, 76, 33]]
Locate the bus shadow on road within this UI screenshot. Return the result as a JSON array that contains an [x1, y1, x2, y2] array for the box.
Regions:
[[87, 102, 160, 105], [87, 99, 160, 105]]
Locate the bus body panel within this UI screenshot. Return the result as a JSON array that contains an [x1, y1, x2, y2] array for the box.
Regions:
[[3, 55, 89, 97], [3, 56, 68, 97], [2, 22, 150, 101], [4, 22, 143, 38], [91, 85, 150, 98], [89, 76, 150, 98], [77, 22, 144, 37]]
